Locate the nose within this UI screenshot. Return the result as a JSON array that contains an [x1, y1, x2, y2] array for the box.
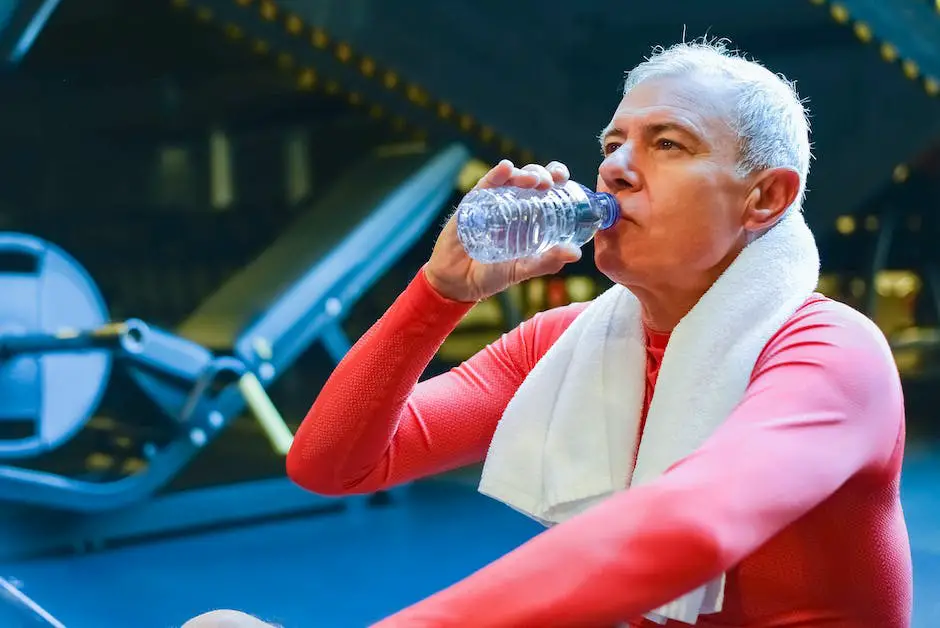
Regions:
[[598, 144, 642, 194]]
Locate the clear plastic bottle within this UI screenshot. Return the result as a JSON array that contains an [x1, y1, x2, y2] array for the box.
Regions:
[[455, 180, 619, 263]]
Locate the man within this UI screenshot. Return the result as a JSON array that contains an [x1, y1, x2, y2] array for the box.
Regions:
[[285, 39, 912, 626]]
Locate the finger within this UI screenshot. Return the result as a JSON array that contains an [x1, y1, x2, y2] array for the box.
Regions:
[[545, 161, 570, 185], [514, 244, 582, 280], [505, 166, 542, 189], [474, 159, 514, 190], [520, 164, 554, 190]]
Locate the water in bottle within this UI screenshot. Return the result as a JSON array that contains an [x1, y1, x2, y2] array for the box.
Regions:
[[456, 180, 619, 264]]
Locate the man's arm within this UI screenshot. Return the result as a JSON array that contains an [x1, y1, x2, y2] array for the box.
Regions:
[[372, 301, 905, 627], [286, 268, 584, 495]]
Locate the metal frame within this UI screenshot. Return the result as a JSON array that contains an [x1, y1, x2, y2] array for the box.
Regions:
[[0, 576, 64, 627], [0, 475, 411, 562], [0, 144, 469, 533], [0, 0, 63, 65]]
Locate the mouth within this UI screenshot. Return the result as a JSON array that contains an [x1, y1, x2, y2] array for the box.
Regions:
[[616, 209, 637, 225]]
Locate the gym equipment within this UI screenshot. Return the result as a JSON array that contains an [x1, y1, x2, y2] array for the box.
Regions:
[[0, 577, 64, 627], [0, 144, 469, 544]]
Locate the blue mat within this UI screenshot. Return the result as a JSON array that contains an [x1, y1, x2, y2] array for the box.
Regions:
[[4, 450, 940, 628]]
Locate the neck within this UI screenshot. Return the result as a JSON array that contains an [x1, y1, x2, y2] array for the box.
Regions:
[[632, 243, 745, 332], [634, 283, 710, 332]]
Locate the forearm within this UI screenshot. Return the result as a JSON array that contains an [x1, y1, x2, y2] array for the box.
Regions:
[[286, 269, 474, 494], [373, 482, 724, 627]]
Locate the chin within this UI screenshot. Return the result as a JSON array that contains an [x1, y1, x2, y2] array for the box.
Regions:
[[593, 241, 626, 283], [593, 237, 645, 288]]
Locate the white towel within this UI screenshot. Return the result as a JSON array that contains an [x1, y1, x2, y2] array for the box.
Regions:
[[478, 210, 821, 625]]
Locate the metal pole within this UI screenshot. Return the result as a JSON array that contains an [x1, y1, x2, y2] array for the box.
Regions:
[[865, 204, 899, 318]]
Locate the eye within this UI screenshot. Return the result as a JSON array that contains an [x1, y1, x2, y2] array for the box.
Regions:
[[656, 138, 682, 151], [602, 142, 621, 156]]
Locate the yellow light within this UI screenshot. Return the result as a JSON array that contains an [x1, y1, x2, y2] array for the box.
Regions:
[[259, 0, 276, 20], [519, 149, 535, 164], [816, 273, 840, 296], [894, 349, 920, 375], [902, 60, 919, 80], [852, 22, 872, 43], [276, 52, 294, 69], [835, 215, 856, 234], [296, 68, 317, 90], [223, 23, 243, 39], [368, 104, 384, 118], [864, 215, 879, 231], [86, 453, 114, 471], [382, 71, 399, 89], [195, 6, 213, 21], [875, 270, 921, 298], [880, 43, 898, 62], [480, 126, 495, 142], [499, 138, 515, 154], [406, 85, 429, 106], [285, 14, 303, 35], [436, 102, 453, 119], [849, 278, 866, 298], [325, 80, 340, 95], [457, 159, 491, 193], [829, 3, 849, 23], [310, 28, 329, 49], [892, 163, 910, 183], [251, 39, 270, 55], [566, 276, 596, 302], [809, 0, 824, 5], [459, 115, 474, 131], [347, 92, 362, 106], [527, 278, 547, 311], [925, 77, 940, 96], [234, 0, 251, 6], [335, 42, 352, 63], [359, 57, 376, 77], [171, 0, 188, 8], [122, 457, 147, 475]]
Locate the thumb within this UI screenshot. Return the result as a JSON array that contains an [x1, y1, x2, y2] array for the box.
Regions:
[[514, 243, 582, 280]]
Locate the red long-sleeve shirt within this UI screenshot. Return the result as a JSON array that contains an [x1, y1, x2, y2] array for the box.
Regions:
[[287, 269, 912, 627]]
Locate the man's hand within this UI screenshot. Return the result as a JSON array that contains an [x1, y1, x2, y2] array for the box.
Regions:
[[424, 159, 582, 302]]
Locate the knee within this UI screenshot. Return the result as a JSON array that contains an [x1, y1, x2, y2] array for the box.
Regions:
[[182, 609, 278, 628]]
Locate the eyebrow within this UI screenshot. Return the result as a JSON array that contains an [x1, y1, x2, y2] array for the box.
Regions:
[[597, 121, 703, 148]]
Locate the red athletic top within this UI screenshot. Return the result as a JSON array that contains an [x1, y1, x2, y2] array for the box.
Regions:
[[287, 269, 912, 627]]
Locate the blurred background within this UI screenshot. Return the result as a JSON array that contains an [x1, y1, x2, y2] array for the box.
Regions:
[[0, 0, 937, 625]]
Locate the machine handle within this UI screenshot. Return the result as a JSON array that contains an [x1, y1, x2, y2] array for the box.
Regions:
[[0, 319, 147, 359], [238, 372, 294, 455]]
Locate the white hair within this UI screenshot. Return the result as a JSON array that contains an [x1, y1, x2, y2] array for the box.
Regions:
[[623, 38, 812, 212]]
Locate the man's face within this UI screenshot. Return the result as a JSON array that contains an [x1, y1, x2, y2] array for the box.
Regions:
[[593, 73, 753, 291]]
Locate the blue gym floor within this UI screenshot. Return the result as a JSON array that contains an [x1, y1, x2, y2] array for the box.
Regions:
[[5, 447, 940, 628]]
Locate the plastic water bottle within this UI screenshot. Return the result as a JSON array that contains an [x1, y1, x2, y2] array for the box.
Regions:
[[455, 180, 619, 263]]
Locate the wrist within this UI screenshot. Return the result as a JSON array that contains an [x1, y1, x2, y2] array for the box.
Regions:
[[422, 265, 478, 303]]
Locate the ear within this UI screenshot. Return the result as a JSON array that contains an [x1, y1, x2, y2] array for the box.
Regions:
[[742, 167, 802, 231]]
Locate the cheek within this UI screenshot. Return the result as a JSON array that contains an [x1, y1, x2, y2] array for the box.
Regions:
[[593, 204, 727, 275]]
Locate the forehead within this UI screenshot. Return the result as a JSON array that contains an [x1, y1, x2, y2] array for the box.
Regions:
[[605, 74, 735, 140]]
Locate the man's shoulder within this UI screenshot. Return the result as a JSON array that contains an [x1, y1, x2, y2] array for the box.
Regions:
[[767, 293, 897, 373], [789, 293, 887, 339]]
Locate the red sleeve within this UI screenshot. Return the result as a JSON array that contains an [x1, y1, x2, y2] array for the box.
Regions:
[[371, 299, 905, 627], [286, 268, 585, 495]]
